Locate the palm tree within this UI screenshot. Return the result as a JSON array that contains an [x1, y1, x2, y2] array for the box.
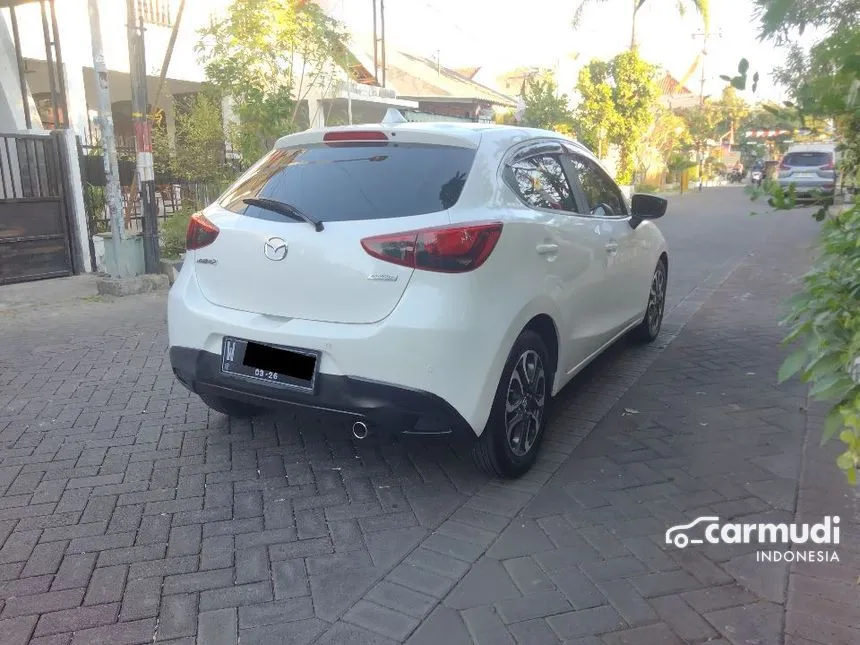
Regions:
[[573, 0, 710, 50]]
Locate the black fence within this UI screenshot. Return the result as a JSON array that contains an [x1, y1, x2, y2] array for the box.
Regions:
[[78, 142, 238, 237], [1, 133, 60, 200]]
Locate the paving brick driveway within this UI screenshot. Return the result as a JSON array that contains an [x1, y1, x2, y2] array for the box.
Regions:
[[0, 189, 857, 644]]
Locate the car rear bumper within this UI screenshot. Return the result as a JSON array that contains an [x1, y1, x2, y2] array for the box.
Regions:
[[777, 177, 836, 196], [170, 346, 476, 439]]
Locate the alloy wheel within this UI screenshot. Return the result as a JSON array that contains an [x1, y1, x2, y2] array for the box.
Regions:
[[647, 264, 666, 337], [504, 349, 546, 457]]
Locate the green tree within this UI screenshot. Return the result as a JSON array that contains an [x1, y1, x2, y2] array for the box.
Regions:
[[612, 51, 660, 183], [634, 106, 690, 181], [520, 74, 574, 131], [196, 0, 348, 162], [574, 51, 659, 184], [714, 86, 749, 143], [747, 0, 860, 483], [573, 0, 709, 49], [677, 101, 721, 181], [572, 61, 618, 157], [172, 92, 230, 184]]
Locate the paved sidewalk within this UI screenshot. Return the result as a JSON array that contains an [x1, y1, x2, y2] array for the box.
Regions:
[[0, 205, 857, 644]]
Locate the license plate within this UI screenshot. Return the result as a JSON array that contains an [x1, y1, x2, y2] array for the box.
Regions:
[[795, 173, 816, 178], [221, 337, 319, 392]]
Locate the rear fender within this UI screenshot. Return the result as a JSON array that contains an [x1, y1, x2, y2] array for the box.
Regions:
[[472, 296, 563, 434]]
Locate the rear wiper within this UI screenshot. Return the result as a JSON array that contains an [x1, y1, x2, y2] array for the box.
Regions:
[[243, 197, 324, 232]]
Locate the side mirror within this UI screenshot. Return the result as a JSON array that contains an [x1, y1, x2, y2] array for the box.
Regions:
[[630, 193, 667, 228]]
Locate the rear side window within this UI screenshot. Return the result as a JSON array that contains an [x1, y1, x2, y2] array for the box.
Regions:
[[782, 152, 832, 167], [218, 143, 476, 221], [507, 154, 578, 212]]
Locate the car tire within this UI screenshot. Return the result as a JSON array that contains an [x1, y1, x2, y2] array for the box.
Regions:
[[472, 330, 551, 479], [632, 259, 667, 343], [199, 394, 260, 418]]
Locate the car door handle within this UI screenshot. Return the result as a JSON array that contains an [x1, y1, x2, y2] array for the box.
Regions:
[[536, 243, 559, 255], [605, 242, 619, 254]]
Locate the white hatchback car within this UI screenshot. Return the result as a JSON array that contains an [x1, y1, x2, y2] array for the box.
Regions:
[[168, 120, 669, 477]]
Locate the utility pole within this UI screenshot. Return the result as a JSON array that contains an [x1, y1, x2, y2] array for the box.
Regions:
[[380, 0, 386, 87], [692, 28, 722, 190], [372, 0, 378, 84], [126, 0, 160, 273], [372, 0, 386, 87], [87, 0, 127, 277], [692, 28, 722, 106]]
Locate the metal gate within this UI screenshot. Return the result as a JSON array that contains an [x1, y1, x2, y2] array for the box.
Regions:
[[0, 132, 75, 285]]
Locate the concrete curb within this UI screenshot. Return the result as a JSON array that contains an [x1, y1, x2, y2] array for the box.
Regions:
[[96, 273, 170, 297]]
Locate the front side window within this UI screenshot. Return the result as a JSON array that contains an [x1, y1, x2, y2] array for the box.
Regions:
[[507, 154, 577, 212], [566, 155, 627, 217], [218, 142, 476, 222]]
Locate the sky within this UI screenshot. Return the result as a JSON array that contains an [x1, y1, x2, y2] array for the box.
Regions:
[[324, 0, 814, 104]]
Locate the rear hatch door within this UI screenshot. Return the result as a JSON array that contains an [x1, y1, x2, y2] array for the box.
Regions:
[[192, 134, 478, 324], [780, 151, 834, 181]]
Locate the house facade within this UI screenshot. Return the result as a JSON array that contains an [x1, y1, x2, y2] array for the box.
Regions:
[[0, 0, 418, 144], [375, 50, 516, 123]]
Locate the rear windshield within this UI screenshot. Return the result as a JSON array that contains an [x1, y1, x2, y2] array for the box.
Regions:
[[218, 142, 476, 222], [782, 152, 832, 167]]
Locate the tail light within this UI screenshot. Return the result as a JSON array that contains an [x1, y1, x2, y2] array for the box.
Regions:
[[779, 163, 790, 171], [361, 222, 503, 273], [186, 212, 219, 250], [821, 162, 835, 170]]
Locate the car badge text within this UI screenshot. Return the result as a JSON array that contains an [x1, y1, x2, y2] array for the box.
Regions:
[[264, 237, 288, 261]]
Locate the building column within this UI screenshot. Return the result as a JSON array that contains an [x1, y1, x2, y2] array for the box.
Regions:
[[221, 95, 239, 159], [62, 62, 89, 142], [165, 95, 176, 149], [307, 96, 325, 128], [0, 13, 42, 131], [53, 128, 91, 273]]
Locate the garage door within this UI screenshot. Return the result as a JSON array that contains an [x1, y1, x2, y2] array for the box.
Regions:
[[0, 132, 74, 285]]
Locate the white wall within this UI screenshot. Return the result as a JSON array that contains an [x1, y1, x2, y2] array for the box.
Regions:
[[0, 11, 42, 132]]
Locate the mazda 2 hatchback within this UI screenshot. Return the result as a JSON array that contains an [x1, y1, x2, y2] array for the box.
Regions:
[[168, 121, 669, 477]]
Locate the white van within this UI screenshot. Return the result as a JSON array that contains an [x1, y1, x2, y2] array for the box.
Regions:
[[777, 142, 840, 200]]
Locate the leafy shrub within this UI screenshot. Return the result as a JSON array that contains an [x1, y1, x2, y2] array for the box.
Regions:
[[160, 208, 195, 260], [84, 184, 110, 234], [778, 195, 860, 484], [635, 183, 660, 194]]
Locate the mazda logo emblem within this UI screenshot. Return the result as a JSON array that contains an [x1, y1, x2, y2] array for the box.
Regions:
[[263, 237, 288, 261]]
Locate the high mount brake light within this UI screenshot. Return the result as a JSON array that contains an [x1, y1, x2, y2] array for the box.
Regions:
[[186, 212, 219, 251], [361, 222, 503, 273], [323, 131, 388, 142]]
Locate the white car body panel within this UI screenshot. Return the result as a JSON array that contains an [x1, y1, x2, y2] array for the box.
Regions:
[[167, 122, 668, 436]]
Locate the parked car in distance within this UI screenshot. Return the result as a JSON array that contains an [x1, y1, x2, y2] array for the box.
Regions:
[[167, 115, 669, 478], [777, 143, 839, 202]]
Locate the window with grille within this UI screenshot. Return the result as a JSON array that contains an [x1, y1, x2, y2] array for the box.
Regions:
[[137, 0, 173, 27]]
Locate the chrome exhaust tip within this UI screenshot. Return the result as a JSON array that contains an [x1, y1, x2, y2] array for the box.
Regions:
[[352, 421, 369, 440]]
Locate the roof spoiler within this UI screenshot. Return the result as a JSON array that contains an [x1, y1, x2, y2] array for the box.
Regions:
[[382, 108, 408, 124]]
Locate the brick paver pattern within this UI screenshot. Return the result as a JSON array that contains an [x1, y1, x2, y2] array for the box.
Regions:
[[0, 193, 856, 645]]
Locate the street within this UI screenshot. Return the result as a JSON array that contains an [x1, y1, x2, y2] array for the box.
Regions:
[[1, 187, 857, 645]]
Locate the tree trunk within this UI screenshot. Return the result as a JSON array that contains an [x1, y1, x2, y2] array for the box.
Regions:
[[630, 2, 638, 50]]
